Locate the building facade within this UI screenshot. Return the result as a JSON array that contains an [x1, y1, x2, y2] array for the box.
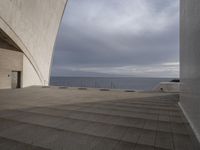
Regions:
[[0, 0, 67, 89], [180, 0, 200, 143]]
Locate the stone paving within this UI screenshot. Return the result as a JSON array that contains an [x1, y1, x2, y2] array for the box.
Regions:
[[0, 87, 197, 150]]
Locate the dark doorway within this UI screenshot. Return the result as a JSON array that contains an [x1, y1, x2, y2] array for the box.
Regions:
[[11, 71, 21, 89]]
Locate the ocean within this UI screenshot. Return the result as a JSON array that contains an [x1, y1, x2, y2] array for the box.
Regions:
[[50, 77, 173, 91]]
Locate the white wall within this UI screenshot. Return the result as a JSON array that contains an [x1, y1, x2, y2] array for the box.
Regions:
[[22, 56, 41, 87], [0, 0, 68, 87], [0, 48, 23, 89], [154, 82, 180, 92], [180, 0, 200, 143]]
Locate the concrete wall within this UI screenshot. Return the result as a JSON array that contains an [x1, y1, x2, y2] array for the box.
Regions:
[[0, 48, 23, 89], [22, 56, 41, 87], [0, 0, 67, 87], [154, 82, 180, 93], [180, 0, 200, 142]]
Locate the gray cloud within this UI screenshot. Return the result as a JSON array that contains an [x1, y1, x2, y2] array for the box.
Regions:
[[51, 0, 179, 77]]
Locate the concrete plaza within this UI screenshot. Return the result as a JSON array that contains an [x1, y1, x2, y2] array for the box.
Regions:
[[0, 87, 197, 150]]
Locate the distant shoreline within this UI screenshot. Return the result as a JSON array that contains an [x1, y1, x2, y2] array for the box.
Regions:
[[50, 76, 174, 91]]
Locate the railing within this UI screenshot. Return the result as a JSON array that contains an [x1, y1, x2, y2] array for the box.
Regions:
[[51, 79, 118, 89]]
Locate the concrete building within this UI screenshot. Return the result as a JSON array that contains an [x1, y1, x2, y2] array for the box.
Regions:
[[153, 82, 180, 93], [0, 0, 67, 89], [0, 0, 200, 146], [180, 0, 200, 144]]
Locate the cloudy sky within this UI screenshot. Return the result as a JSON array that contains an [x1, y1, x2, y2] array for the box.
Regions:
[[51, 0, 179, 78]]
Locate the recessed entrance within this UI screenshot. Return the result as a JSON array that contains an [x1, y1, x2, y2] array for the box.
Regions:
[[0, 29, 23, 89], [11, 71, 21, 89]]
